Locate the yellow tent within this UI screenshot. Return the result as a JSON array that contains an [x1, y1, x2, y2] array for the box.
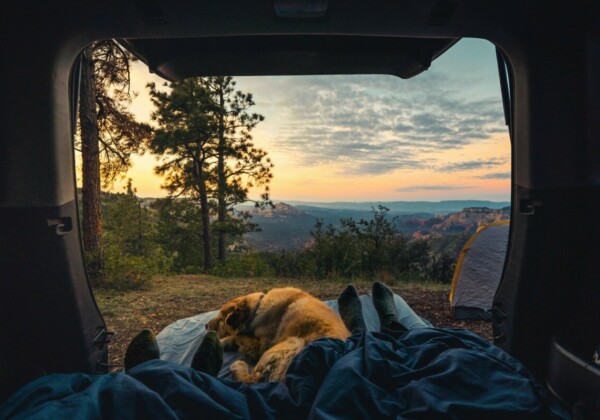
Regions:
[[449, 221, 510, 320]]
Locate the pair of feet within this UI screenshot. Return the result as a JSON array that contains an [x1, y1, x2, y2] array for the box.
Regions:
[[124, 329, 224, 376], [338, 281, 407, 335], [124, 281, 405, 374]]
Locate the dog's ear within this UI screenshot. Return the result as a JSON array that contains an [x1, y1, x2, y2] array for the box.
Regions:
[[225, 304, 249, 328]]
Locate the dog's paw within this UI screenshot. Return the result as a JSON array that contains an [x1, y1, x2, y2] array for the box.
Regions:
[[220, 336, 239, 352], [230, 360, 261, 383], [230, 360, 250, 381]]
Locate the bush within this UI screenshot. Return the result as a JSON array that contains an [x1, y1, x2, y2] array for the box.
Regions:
[[179, 265, 204, 275], [211, 253, 275, 278], [97, 244, 173, 290], [258, 251, 318, 279], [89, 181, 174, 290], [103, 257, 153, 290], [424, 253, 456, 284]]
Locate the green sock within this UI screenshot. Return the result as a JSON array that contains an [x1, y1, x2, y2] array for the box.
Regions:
[[191, 331, 224, 376], [338, 284, 366, 333], [372, 281, 402, 331], [124, 329, 160, 372]]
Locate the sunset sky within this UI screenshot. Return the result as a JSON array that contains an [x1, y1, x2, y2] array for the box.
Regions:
[[104, 38, 510, 202]]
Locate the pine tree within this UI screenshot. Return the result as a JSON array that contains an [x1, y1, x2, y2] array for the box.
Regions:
[[147, 77, 272, 270], [147, 79, 218, 270], [78, 40, 151, 284], [199, 77, 273, 261], [151, 198, 205, 273]]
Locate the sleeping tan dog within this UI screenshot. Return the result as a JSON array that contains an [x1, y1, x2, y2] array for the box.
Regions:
[[206, 287, 350, 383]]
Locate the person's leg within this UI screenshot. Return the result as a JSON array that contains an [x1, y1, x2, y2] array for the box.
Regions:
[[371, 282, 408, 337], [191, 330, 224, 376], [337, 284, 366, 334], [124, 329, 160, 372]]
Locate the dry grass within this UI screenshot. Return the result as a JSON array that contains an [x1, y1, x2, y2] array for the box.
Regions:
[[93, 275, 492, 368]]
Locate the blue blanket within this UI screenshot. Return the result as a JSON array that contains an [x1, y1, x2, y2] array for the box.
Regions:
[[1, 329, 567, 419]]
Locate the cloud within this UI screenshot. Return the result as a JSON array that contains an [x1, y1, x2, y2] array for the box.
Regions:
[[438, 158, 507, 172], [262, 73, 507, 175], [475, 172, 512, 179], [394, 185, 476, 192]]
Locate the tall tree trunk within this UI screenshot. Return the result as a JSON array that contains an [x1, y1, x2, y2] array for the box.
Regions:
[[217, 81, 227, 261], [195, 161, 213, 270], [80, 46, 104, 283]]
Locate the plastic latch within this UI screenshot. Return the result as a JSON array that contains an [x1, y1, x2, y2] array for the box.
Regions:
[[94, 328, 115, 349], [46, 217, 72, 235]]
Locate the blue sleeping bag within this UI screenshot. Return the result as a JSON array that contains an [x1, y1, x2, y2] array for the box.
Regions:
[[1, 328, 568, 419]]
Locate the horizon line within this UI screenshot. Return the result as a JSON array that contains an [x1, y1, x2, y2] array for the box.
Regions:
[[131, 195, 511, 204]]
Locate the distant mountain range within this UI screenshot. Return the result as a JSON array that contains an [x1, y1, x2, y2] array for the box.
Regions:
[[285, 200, 510, 214], [243, 201, 510, 251]]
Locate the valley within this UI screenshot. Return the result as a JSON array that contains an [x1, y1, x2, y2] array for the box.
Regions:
[[242, 200, 510, 251]]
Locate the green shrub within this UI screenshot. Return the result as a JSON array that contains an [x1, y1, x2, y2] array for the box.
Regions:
[[180, 265, 204, 275], [211, 254, 275, 278], [103, 258, 152, 290], [96, 243, 173, 290], [258, 251, 318, 279]]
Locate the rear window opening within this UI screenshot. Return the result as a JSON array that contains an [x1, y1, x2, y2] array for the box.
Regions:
[[73, 38, 510, 367]]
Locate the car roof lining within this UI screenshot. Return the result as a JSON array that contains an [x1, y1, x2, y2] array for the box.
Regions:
[[120, 35, 460, 81]]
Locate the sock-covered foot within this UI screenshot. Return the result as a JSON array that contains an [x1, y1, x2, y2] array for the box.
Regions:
[[124, 329, 160, 372], [372, 282, 403, 331], [337, 284, 366, 333], [191, 331, 224, 376]]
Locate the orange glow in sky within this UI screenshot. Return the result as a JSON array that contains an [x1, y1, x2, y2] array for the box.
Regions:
[[78, 39, 511, 202]]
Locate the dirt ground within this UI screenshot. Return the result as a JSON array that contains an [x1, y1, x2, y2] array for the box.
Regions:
[[94, 275, 493, 369]]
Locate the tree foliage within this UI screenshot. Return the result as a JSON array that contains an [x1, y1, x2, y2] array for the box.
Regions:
[[147, 78, 218, 269], [147, 76, 272, 270], [82, 41, 152, 186], [213, 206, 457, 283], [266, 206, 455, 282], [78, 40, 151, 285], [309, 206, 414, 278], [101, 180, 171, 289], [151, 197, 206, 273], [201, 77, 273, 262], [93, 188, 458, 287]]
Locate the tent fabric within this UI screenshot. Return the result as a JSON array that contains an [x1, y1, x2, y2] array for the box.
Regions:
[[156, 293, 432, 373], [450, 221, 510, 320], [0, 329, 568, 419]]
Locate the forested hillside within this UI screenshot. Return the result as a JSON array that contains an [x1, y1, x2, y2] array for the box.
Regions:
[[244, 201, 509, 251], [89, 189, 509, 288]]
